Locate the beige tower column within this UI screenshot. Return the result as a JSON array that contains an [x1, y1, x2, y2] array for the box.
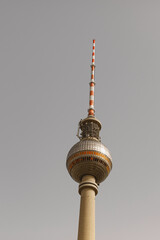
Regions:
[[78, 175, 98, 240]]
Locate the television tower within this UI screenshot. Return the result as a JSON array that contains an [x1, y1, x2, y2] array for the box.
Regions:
[[66, 40, 112, 240]]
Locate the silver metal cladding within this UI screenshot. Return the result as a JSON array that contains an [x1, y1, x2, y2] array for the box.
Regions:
[[66, 139, 112, 183], [67, 139, 112, 161]]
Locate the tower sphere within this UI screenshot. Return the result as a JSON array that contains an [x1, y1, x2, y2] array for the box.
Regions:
[[66, 134, 112, 184]]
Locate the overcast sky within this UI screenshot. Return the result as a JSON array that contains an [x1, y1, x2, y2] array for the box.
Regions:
[[0, 1, 160, 240]]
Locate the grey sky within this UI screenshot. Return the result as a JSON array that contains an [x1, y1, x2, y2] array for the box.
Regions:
[[0, 1, 160, 239]]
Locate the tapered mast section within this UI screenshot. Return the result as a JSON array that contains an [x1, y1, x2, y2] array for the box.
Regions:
[[88, 39, 96, 117], [76, 39, 102, 141]]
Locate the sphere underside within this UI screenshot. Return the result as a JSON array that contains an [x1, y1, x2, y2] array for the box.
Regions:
[[66, 139, 112, 184]]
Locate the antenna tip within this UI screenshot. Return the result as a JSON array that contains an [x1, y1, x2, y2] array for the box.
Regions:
[[93, 39, 95, 43]]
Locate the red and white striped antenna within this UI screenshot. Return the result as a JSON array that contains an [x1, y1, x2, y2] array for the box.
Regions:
[[88, 39, 96, 117]]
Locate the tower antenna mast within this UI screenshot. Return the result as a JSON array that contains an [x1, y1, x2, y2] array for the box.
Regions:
[[88, 39, 96, 117]]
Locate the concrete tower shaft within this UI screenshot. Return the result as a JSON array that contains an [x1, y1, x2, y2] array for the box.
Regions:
[[78, 175, 98, 240]]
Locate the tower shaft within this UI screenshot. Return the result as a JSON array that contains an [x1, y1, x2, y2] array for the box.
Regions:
[[78, 175, 98, 240], [66, 39, 112, 240]]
